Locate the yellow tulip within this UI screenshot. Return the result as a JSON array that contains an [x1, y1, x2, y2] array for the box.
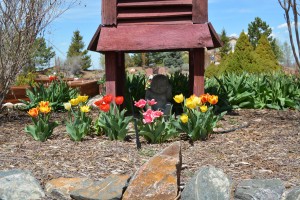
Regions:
[[186, 98, 197, 109], [80, 105, 90, 113], [39, 101, 50, 107], [69, 98, 80, 106], [77, 95, 89, 103], [180, 114, 188, 123], [64, 102, 71, 111], [173, 94, 184, 103], [39, 106, 51, 114], [208, 95, 218, 105], [200, 105, 208, 113]]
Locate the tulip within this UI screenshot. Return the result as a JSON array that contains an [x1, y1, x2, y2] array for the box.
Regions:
[[115, 96, 124, 105], [173, 94, 184, 103], [39, 101, 49, 107], [103, 94, 113, 104], [80, 105, 90, 113], [180, 114, 188, 123], [39, 106, 51, 114], [147, 99, 157, 106], [69, 98, 80, 106], [64, 102, 71, 111], [186, 98, 197, 109], [208, 95, 218, 105], [200, 94, 209, 104], [99, 103, 110, 112], [94, 99, 104, 107], [28, 107, 39, 118], [134, 99, 147, 108], [200, 105, 208, 113], [77, 95, 89, 103]]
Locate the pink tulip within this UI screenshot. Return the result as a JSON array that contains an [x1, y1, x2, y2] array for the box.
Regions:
[[143, 113, 154, 124], [134, 99, 147, 108], [152, 110, 163, 118], [147, 99, 157, 106]]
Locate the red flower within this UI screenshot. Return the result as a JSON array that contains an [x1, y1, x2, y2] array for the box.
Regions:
[[49, 76, 57, 82], [103, 94, 113, 104], [99, 103, 110, 112], [115, 96, 124, 105], [94, 99, 104, 107]]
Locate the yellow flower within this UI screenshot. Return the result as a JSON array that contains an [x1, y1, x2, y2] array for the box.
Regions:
[[77, 95, 89, 103], [39, 106, 51, 114], [208, 95, 218, 105], [64, 102, 71, 111], [186, 98, 197, 109], [180, 114, 188, 123], [173, 94, 184, 103], [80, 105, 90, 113], [69, 98, 80, 106], [39, 101, 49, 107], [200, 105, 208, 113]]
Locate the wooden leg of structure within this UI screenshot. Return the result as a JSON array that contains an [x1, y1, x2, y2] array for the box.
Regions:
[[189, 48, 205, 96], [105, 52, 125, 97]]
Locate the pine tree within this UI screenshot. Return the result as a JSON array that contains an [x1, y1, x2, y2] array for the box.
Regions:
[[254, 34, 281, 72], [223, 32, 254, 74], [67, 30, 91, 70], [248, 17, 282, 60], [219, 29, 231, 59], [163, 52, 183, 68]]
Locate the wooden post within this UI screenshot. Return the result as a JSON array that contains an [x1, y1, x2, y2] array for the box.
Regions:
[[189, 48, 205, 96], [192, 0, 208, 24]]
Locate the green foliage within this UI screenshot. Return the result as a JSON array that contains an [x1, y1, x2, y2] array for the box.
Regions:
[[20, 80, 78, 111], [163, 52, 184, 68], [67, 30, 91, 70], [248, 17, 282, 59], [219, 29, 231, 59], [14, 72, 37, 86], [204, 63, 221, 78], [254, 35, 282, 72], [32, 37, 55, 70]]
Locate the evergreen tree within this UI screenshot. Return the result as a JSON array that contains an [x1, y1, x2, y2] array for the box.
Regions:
[[219, 29, 231, 59], [163, 52, 184, 68], [222, 32, 254, 74], [67, 30, 91, 70], [254, 34, 281, 72], [32, 37, 56, 70], [248, 17, 282, 59]]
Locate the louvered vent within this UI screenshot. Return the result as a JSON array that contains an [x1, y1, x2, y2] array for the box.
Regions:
[[117, 0, 193, 25]]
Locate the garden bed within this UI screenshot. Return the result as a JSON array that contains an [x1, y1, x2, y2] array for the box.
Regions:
[[0, 108, 299, 199]]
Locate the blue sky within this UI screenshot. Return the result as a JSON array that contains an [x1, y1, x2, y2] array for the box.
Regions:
[[46, 0, 289, 69]]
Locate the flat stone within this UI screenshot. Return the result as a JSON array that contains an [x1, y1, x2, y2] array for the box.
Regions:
[[122, 141, 181, 200], [0, 169, 45, 200], [284, 187, 300, 200], [70, 174, 131, 200], [181, 165, 232, 200], [45, 177, 94, 200], [235, 179, 285, 200]]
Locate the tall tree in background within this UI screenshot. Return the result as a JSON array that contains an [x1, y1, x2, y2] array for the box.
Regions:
[[248, 17, 282, 60], [67, 30, 91, 70], [278, 0, 300, 70], [163, 52, 184, 68], [0, 0, 78, 106], [281, 41, 293, 68], [219, 29, 231, 59], [32, 37, 56, 70]]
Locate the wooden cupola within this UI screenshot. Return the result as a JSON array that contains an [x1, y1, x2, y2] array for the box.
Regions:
[[88, 0, 222, 97]]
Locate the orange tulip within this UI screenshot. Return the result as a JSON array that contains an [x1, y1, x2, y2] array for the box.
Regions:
[[200, 94, 209, 104], [39, 101, 50, 107], [208, 95, 218, 105], [115, 96, 124, 105], [28, 108, 39, 118]]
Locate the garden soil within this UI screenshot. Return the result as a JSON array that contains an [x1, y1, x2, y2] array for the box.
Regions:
[[0, 109, 299, 198]]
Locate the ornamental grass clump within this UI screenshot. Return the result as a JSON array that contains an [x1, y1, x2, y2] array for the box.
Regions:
[[134, 99, 178, 144], [25, 101, 58, 142], [173, 93, 226, 141], [64, 95, 92, 141], [94, 94, 132, 141]]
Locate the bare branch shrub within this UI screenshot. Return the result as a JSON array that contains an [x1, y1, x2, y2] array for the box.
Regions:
[[0, 0, 78, 106]]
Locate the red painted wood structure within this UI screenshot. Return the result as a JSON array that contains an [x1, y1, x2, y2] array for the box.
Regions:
[[88, 0, 222, 97]]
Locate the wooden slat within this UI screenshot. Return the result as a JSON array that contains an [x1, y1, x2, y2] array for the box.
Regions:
[[117, 19, 192, 25], [102, 0, 117, 25], [117, 0, 192, 8], [192, 0, 208, 23], [189, 48, 205, 96], [117, 12, 192, 19]]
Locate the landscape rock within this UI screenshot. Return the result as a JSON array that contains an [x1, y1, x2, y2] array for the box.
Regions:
[[0, 169, 45, 200], [234, 179, 285, 200], [45, 177, 94, 200], [70, 174, 131, 200], [181, 165, 232, 200], [283, 187, 300, 200], [122, 141, 182, 200]]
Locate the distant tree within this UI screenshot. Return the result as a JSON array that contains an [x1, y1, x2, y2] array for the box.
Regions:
[[248, 17, 282, 59], [222, 32, 254, 74], [131, 53, 143, 67], [163, 52, 184, 68], [32, 38, 56, 70], [219, 29, 231, 59], [148, 52, 164, 65], [67, 30, 91, 70], [281, 41, 294, 68], [254, 34, 281, 72], [278, 0, 300, 70]]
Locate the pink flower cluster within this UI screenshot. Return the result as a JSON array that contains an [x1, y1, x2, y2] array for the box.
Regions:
[[134, 99, 162, 124]]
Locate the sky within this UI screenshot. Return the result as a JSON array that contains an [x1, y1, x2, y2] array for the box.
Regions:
[[46, 0, 290, 69]]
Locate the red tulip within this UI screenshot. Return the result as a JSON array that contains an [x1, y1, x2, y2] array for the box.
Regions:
[[103, 94, 113, 104], [115, 96, 124, 105]]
